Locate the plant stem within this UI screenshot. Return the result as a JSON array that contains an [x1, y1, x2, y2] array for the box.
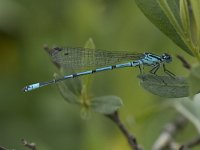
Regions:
[[0, 146, 8, 150], [106, 111, 142, 150], [153, 115, 188, 150], [179, 136, 200, 150], [21, 139, 37, 150]]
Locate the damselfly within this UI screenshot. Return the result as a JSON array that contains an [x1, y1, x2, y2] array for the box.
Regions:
[[23, 47, 174, 92]]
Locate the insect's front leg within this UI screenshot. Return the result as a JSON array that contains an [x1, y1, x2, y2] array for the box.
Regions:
[[149, 63, 160, 75], [149, 63, 167, 84], [163, 64, 175, 78], [138, 63, 145, 74]]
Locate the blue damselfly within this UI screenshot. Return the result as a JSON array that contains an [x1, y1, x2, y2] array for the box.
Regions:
[[23, 47, 174, 92]]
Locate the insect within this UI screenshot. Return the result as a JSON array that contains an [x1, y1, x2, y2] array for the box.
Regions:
[[23, 47, 174, 92]]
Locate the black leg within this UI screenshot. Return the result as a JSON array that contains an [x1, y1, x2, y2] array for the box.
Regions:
[[163, 64, 176, 78], [138, 64, 142, 74], [150, 63, 160, 74], [149, 63, 167, 84], [138, 64, 144, 74]]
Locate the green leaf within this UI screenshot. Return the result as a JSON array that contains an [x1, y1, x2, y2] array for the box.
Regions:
[[80, 107, 91, 120], [190, 0, 200, 49], [53, 38, 96, 105], [82, 38, 96, 88], [174, 97, 200, 133], [190, 1, 200, 27], [135, 0, 192, 55], [54, 71, 82, 104], [188, 64, 200, 96], [138, 74, 188, 98], [180, 0, 190, 34], [84, 37, 95, 49], [91, 96, 123, 115]]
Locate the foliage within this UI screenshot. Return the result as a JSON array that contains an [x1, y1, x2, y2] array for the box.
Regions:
[[135, 0, 200, 136], [138, 74, 188, 98], [135, 0, 200, 59], [46, 0, 200, 148], [54, 38, 123, 117], [1, 0, 200, 149]]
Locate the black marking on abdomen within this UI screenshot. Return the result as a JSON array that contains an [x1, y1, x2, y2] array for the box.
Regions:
[[73, 74, 79, 78], [92, 70, 96, 73], [112, 65, 116, 69]]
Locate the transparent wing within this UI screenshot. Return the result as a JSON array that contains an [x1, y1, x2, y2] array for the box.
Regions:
[[47, 47, 144, 70]]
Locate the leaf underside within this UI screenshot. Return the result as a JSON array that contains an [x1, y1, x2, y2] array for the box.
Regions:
[[138, 74, 188, 98], [135, 0, 192, 55]]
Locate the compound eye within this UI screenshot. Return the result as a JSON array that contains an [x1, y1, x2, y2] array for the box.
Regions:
[[162, 53, 172, 62], [162, 54, 166, 59]]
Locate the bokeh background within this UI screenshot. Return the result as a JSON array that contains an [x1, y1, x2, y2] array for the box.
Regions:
[[0, 0, 197, 149]]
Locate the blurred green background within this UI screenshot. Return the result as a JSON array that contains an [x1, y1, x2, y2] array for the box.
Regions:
[[0, 0, 197, 149]]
